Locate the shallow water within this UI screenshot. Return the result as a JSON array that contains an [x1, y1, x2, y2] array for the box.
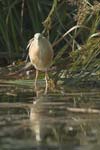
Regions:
[[0, 80, 100, 150]]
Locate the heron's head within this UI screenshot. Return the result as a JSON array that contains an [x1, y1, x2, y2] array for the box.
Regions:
[[34, 33, 42, 40]]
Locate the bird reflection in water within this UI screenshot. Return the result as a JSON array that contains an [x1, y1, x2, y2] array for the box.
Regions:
[[29, 96, 79, 145], [30, 96, 56, 143]]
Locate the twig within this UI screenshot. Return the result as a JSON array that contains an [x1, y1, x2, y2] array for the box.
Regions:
[[52, 25, 89, 47]]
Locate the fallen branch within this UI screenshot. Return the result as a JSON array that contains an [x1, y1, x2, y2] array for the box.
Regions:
[[67, 107, 100, 114], [0, 103, 100, 114]]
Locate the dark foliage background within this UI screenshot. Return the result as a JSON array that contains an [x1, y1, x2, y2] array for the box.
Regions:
[[0, 0, 100, 80]]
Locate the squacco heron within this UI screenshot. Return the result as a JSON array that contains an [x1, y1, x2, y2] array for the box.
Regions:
[[27, 33, 53, 93]]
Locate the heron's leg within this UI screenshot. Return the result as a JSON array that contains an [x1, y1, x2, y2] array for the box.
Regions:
[[35, 70, 39, 89], [44, 71, 49, 94]]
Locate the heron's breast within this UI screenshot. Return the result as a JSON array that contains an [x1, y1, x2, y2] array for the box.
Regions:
[[29, 40, 53, 70], [29, 41, 40, 62]]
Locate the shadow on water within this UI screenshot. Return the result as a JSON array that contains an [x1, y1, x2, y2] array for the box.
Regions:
[[0, 80, 100, 150]]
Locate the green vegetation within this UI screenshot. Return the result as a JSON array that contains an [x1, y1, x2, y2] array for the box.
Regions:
[[0, 0, 100, 84]]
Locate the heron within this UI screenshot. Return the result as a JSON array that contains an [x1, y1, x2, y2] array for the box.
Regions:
[[27, 33, 53, 93]]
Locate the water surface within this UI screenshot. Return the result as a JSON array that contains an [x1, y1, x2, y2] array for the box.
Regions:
[[0, 80, 100, 150]]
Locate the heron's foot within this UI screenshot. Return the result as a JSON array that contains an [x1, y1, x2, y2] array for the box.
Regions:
[[48, 78, 56, 91], [44, 78, 56, 95], [34, 83, 45, 97]]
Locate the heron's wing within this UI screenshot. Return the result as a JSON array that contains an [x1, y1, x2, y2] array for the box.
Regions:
[[27, 37, 34, 49], [39, 38, 53, 67]]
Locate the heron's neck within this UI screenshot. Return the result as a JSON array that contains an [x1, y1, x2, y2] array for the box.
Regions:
[[35, 39, 39, 44]]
